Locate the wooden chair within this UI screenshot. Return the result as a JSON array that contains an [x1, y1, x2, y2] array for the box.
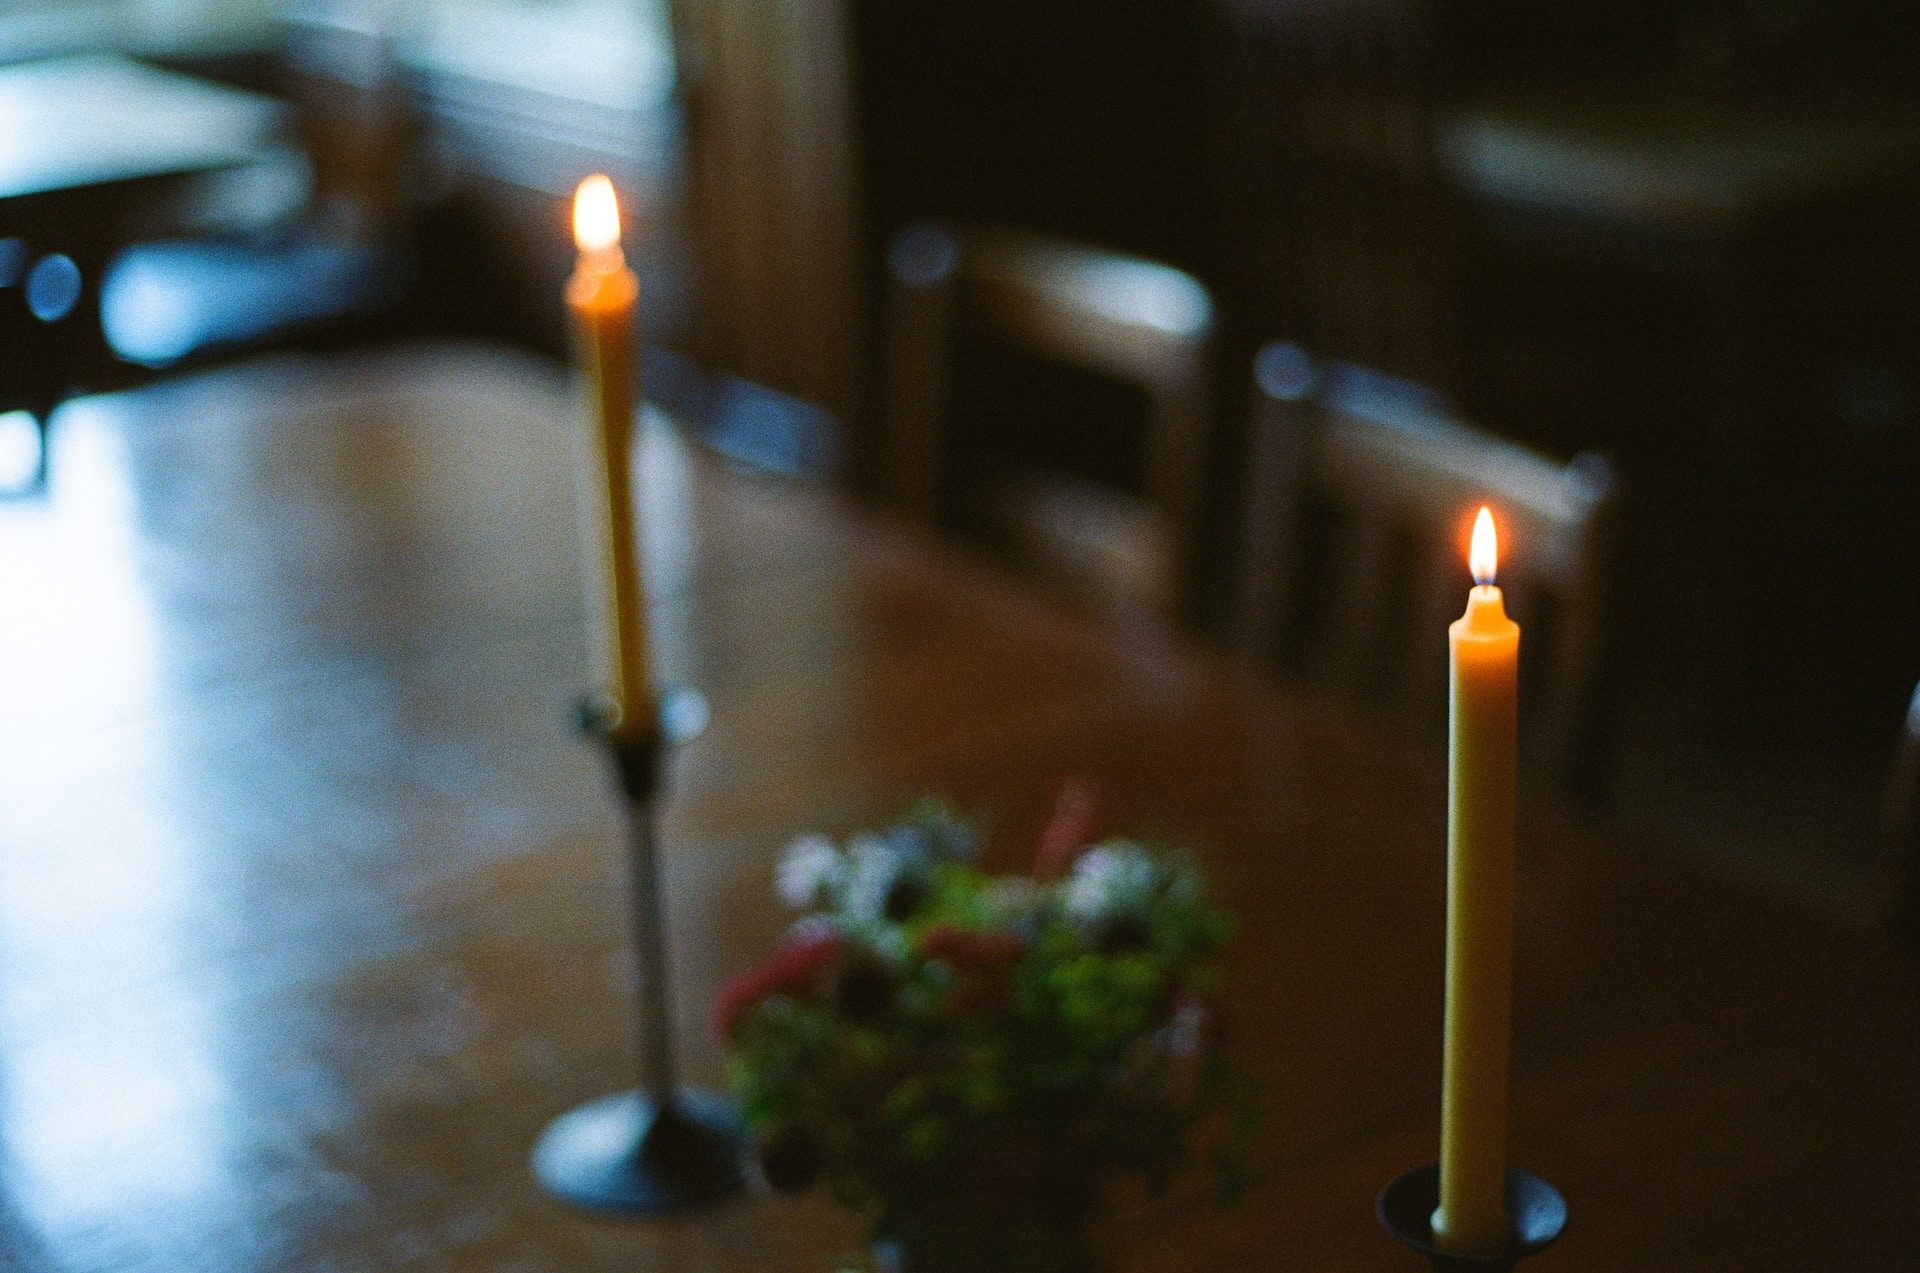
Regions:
[[880, 223, 1214, 622], [1882, 681, 1920, 937], [1233, 341, 1618, 803]]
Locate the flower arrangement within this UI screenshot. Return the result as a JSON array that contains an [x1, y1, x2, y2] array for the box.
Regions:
[[715, 786, 1253, 1273]]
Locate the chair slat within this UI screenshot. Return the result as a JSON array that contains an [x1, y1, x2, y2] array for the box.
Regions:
[[878, 226, 958, 518], [1322, 498, 1396, 694], [1231, 369, 1315, 667], [1410, 529, 1462, 725]]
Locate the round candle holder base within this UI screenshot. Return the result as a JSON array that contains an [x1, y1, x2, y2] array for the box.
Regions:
[[532, 1088, 746, 1214], [531, 686, 746, 1216], [1377, 1164, 1566, 1272]]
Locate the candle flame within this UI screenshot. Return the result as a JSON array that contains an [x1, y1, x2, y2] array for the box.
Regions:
[[1469, 507, 1498, 586], [573, 174, 621, 253]]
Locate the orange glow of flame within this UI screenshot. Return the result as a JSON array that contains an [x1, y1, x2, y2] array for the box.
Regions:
[[573, 174, 621, 254], [1469, 507, 1498, 586]]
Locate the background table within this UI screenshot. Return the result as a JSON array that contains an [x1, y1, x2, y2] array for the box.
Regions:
[[0, 54, 290, 488], [0, 343, 1912, 1271], [0, 52, 287, 263], [0, 54, 285, 206]]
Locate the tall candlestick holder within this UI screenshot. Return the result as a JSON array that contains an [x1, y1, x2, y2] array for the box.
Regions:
[[531, 688, 747, 1214], [1378, 1164, 1566, 1273]]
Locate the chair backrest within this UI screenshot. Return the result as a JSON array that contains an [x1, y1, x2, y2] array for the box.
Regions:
[[880, 223, 1214, 620], [1207, 0, 1451, 388], [1234, 341, 1617, 801], [1882, 681, 1920, 936]]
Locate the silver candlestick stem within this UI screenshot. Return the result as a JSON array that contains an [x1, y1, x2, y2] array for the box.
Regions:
[[530, 687, 745, 1214]]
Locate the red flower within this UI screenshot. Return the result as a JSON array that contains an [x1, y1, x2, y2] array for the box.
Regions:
[[1033, 776, 1100, 880], [922, 924, 1025, 1017], [713, 930, 844, 1038], [761, 930, 845, 990], [921, 924, 1026, 969]]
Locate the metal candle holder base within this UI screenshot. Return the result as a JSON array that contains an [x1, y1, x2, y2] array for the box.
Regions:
[[1378, 1164, 1566, 1273], [531, 687, 747, 1215]]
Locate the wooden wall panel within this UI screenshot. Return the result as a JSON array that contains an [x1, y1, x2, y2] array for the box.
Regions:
[[675, 0, 862, 425]]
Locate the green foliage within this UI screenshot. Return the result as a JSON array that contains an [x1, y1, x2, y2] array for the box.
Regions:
[[718, 801, 1256, 1254]]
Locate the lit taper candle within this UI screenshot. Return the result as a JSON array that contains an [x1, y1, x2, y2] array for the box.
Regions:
[[569, 174, 652, 737], [1435, 506, 1520, 1255]]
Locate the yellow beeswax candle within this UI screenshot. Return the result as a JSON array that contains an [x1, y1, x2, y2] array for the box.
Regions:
[[1434, 507, 1519, 1255], [568, 174, 652, 737]]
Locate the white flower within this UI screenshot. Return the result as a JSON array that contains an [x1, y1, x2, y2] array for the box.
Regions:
[[777, 834, 848, 909], [1064, 841, 1161, 925], [870, 923, 911, 962], [785, 913, 838, 943], [843, 833, 905, 922]]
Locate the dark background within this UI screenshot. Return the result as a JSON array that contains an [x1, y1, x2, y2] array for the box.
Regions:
[[847, 0, 1920, 755]]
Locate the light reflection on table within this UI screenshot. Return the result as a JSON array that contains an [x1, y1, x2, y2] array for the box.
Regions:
[[0, 404, 236, 1242]]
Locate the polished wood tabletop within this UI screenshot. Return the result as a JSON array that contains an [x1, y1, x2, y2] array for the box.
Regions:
[[0, 343, 1913, 1272]]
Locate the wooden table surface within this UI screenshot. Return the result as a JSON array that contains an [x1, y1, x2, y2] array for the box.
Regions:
[[0, 343, 1913, 1272]]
